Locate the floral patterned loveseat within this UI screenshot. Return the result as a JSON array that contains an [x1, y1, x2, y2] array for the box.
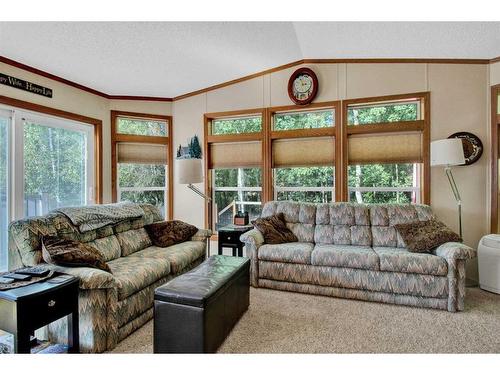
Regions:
[[8, 204, 211, 353], [241, 201, 476, 312]]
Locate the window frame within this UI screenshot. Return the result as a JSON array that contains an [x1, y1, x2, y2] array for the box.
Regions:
[[0, 95, 103, 271], [342, 92, 430, 204], [111, 110, 173, 219]]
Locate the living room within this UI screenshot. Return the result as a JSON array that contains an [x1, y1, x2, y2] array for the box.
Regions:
[[1, 1, 500, 373]]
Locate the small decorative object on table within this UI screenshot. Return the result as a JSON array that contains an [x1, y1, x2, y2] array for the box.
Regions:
[[233, 211, 249, 226], [0, 273, 79, 353], [218, 224, 253, 257]]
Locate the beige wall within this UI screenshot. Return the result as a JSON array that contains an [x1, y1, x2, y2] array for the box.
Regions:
[[491, 62, 500, 86], [173, 62, 490, 280], [0, 60, 493, 280], [0, 62, 172, 203]]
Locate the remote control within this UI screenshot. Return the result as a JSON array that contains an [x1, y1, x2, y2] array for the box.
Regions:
[[0, 277, 14, 284], [3, 273, 32, 281], [15, 266, 50, 277]]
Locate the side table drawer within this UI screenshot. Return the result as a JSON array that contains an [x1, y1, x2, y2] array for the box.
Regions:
[[219, 232, 240, 244], [19, 285, 77, 328]]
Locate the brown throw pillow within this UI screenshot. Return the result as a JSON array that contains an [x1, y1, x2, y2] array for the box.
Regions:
[[145, 220, 198, 247], [42, 236, 111, 273], [394, 218, 462, 253], [252, 213, 298, 244]]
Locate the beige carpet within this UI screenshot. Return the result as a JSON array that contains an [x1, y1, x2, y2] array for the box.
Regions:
[[110, 287, 500, 353]]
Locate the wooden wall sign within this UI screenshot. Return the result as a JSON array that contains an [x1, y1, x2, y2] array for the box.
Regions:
[[0, 73, 53, 98]]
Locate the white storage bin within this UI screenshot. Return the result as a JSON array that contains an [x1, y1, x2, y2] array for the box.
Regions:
[[478, 234, 500, 294]]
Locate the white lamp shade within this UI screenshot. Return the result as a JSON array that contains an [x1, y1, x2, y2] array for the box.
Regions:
[[430, 139, 465, 167], [176, 158, 203, 184]]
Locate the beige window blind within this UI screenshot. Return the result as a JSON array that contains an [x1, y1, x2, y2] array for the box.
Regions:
[[348, 132, 423, 164], [210, 141, 262, 168], [273, 137, 335, 168], [117, 142, 168, 164]]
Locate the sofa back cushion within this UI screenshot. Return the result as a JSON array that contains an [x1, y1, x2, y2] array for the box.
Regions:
[[314, 203, 371, 246], [8, 203, 163, 268], [116, 228, 153, 256], [261, 201, 316, 242], [370, 204, 434, 248]]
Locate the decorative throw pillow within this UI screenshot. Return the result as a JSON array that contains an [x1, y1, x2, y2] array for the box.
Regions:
[[145, 220, 198, 247], [394, 218, 462, 253], [252, 213, 298, 244], [42, 236, 112, 273]]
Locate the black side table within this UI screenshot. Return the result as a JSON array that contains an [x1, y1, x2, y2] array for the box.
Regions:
[[0, 274, 79, 353], [217, 225, 253, 257]]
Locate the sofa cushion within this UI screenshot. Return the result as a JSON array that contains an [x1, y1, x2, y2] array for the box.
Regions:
[[311, 244, 380, 271], [129, 241, 206, 274], [87, 235, 121, 262], [107, 256, 170, 300], [252, 213, 298, 244], [145, 220, 198, 248], [42, 236, 111, 273], [373, 247, 448, 276], [116, 228, 152, 256], [394, 219, 461, 253], [258, 242, 314, 264]]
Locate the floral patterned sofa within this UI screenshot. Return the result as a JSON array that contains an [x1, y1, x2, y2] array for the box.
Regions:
[[8, 204, 211, 353], [241, 201, 476, 312]]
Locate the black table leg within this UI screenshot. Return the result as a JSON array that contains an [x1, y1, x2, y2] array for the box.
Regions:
[[218, 242, 223, 255], [237, 244, 243, 257], [13, 328, 31, 353], [67, 310, 79, 353], [232, 247, 237, 256]]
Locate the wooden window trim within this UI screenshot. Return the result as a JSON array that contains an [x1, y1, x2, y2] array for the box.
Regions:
[[204, 109, 265, 230], [491, 85, 500, 232], [111, 110, 173, 220], [341, 92, 431, 204], [269, 101, 340, 201], [0, 95, 103, 204]]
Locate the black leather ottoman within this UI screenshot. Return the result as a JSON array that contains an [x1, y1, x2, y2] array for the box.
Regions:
[[154, 255, 250, 353]]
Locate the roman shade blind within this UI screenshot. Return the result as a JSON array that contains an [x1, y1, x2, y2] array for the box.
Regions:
[[210, 141, 262, 168], [348, 132, 423, 164], [117, 142, 168, 164], [273, 137, 335, 168]]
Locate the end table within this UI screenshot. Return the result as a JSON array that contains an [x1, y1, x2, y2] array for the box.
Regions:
[[0, 274, 79, 353], [217, 224, 253, 257]]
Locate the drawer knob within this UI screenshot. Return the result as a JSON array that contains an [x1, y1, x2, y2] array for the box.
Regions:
[[227, 236, 231, 240], [48, 300, 56, 307]]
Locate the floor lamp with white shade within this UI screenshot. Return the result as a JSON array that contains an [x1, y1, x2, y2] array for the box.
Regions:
[[430, 138, 466, 238], [176, 158, 212, 253]]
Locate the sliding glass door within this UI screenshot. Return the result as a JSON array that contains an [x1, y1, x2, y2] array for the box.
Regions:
[[0, 106, 95, 270], [0, 110, 10, 271]]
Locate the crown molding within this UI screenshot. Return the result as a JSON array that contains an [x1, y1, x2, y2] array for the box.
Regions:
[[1, 55, 494, 103]]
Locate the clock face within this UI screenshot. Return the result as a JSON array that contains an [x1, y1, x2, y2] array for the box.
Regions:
[[288, 68, 318, 105]]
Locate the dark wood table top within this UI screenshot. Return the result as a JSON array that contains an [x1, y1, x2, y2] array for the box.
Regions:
[[0, 274, 78, 302]]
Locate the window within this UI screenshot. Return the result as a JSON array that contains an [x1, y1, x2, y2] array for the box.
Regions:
[[112, 112, 172, 219], [0, 102, 100, 271], [117, 117, 167, 136], [23, 117, 94, 216], [271, 106, 336, 203], [0, 110, 9, 271], [348, 163, 420, 204], [274, 109, 334, 131], [212, 116, 262, 135], [347, 100, 419, 125], [274, 166, 334, 203], [345, 94, 428, 204], [212, 168, 262, 230]]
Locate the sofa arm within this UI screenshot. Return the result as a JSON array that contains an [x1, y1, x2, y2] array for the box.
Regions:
[[432, 242, 476, 261], [190, 228, 213, 242], [44, 264, 117, 290], [240, 229, 264, 257]]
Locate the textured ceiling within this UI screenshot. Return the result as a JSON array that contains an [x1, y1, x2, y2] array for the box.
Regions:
[[0, 22, 499, 97]]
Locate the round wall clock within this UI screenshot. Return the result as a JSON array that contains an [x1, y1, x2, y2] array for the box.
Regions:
[[448, 132, 483, 165], [288, 67, 318, 105]]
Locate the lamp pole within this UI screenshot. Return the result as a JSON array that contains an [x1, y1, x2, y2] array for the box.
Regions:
[[445, 166, 462, 239]]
